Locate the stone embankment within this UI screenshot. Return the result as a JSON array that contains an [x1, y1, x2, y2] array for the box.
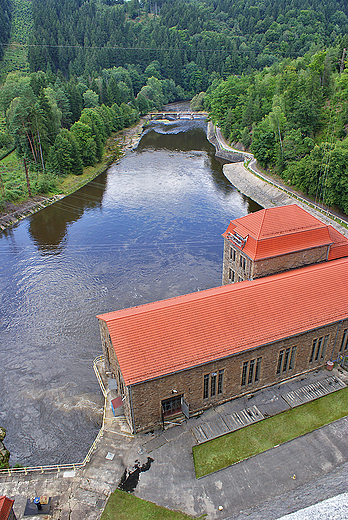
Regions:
[[207, 122, 348, 237]]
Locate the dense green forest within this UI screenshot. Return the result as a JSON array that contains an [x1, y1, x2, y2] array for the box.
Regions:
[[206, 47, 348, 212], [28, 0, 348, 87], [2, 0, 348, 214], [0, 0, 12, 61]]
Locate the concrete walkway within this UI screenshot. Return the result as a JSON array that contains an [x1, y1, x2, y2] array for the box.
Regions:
[[2, 366, 348, 520]]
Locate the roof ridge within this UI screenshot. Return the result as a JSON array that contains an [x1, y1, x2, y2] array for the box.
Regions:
[[98, 257, 348, 324], [256, 208, 267, 240]]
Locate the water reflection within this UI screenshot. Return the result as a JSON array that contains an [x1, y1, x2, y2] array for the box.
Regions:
[[139, 122, 212, 151], [0, 120, 262, 466], [28, 172, 108, 254]]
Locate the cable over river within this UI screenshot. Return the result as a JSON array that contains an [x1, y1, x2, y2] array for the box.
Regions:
[[0, 118, 260, 467]]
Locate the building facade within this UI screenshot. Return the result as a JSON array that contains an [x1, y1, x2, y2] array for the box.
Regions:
[[222, 204, 348, 284], [98, 245, 348, 433]]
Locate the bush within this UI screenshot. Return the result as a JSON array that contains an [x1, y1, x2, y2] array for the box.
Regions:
[[34, 172, 58, 194]]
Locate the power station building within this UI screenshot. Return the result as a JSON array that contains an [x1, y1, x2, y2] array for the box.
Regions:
[[97, 205, 348, 433]]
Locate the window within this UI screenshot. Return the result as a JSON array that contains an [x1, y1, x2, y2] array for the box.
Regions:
[[340, 329, 348, 352], [203, 374, 209, 399], [255, 357, 262, 382], [241, 358, 262, 386], [289, 346, 297, 370], [203, 371, 224, 398], [230, 248, 236, 261], [241, 362, 248, 386], [218, 370, 224, 394], [229, 268, 235, 282], [276, 350, 284, 374], [277, 346, 297, 374], [238, 276, 243, 282], [309, 335, 329, 362], [283, 348, 291, 372], [248, 359, 255, 384], [211, 373, 217, 396], [240, 256, 246, 270]]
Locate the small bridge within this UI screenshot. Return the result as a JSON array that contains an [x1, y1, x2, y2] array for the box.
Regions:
[[148, 111, 208, 121]]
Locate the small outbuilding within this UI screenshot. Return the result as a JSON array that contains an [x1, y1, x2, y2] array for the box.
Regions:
[[0, 496, 16, 520]]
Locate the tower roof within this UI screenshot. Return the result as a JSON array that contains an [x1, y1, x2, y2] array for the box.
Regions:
[[222, 204, 343, 260]]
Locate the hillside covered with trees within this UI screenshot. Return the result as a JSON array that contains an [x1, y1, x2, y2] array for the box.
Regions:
[[205, 46, 348, 213], [28, 0, 348, 90], [2, 0, 348, 214], [0, 0, 12, 61]]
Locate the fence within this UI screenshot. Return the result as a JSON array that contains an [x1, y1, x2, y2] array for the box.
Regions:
[[0, 356, 107, 478], [215, 128, 348, 230]]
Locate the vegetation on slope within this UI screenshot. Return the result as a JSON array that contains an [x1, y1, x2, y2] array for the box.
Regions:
[[0, 0, 33, 79], [206, 46, 348, 213], [27, 0, 348, 90], [2, 0, 348, 214], [0, 0, 12, 62]]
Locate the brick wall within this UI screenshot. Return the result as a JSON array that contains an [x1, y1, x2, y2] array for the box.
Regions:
[[99, 320, 134, 431], [126, 319, 347, 432], [222, 239, 329, 284]]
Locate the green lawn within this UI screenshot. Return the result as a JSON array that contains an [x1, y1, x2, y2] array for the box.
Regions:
[[193, 386, 348, 478], [101, 489, 205, 520]]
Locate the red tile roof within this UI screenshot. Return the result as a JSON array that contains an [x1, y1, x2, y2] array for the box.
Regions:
[[327, 225, 348, 260], [97, 257, 348, 386], [0, 496, 14, 520], [222, 204, 334, 260]]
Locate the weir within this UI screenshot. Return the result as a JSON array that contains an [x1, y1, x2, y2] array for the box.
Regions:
[[148, 111, 208, 120]]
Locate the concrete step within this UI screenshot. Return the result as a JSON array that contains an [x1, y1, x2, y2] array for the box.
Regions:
[[192, 405, 264, 444], [282, 376, 346, 407]]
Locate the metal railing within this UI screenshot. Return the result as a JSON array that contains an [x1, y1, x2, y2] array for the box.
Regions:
[[93, 355, 107, 398], [0, 356, 107, 478], [215, 127, 348, 230]]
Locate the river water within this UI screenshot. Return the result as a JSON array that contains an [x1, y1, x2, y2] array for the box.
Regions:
[[0, 119, 261, 466]]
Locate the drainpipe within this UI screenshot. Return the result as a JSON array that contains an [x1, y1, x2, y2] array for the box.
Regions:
[[128, 385, 136, 434]]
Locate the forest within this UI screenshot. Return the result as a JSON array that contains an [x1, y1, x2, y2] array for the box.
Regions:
[[1, 0, 348, 214], [206, 46, 348, 212], [0, 0, 12, 61]]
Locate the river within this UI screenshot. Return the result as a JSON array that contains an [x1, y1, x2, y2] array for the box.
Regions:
[[0, 118, 261, 467]]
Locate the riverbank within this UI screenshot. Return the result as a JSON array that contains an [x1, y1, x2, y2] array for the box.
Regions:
[[207, 122, 348, 236], [0, 119, 146, 231]]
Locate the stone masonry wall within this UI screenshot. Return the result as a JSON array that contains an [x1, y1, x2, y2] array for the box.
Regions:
[[222, 239, 252, 284], [128, 319, 347, 432], [98, 320, 134, 431], [222, 239, 330, 284], [252, 245, 329, 279]]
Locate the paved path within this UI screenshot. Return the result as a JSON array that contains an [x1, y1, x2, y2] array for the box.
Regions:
[[3, 368, 348, 519], [135, 372, 348, 519]]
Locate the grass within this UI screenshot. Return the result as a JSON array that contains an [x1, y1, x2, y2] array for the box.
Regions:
[[193, 386, 348, 478], [100, 489, 205, 520]]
